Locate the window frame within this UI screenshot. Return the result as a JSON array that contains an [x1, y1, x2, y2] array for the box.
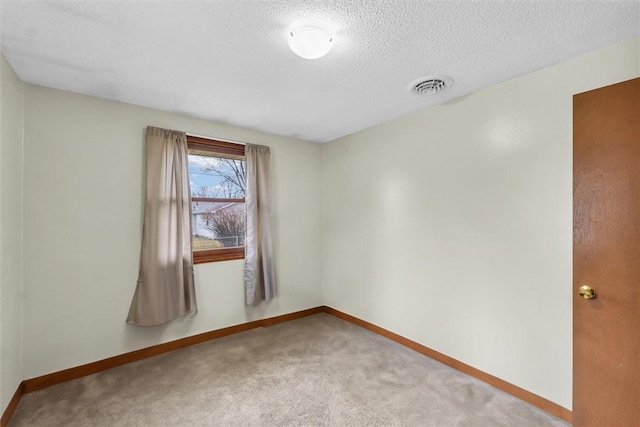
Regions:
[[187, 135, 246, 264]]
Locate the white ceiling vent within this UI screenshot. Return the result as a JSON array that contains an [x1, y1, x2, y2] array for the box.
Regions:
[[409, 75, 454, 95]]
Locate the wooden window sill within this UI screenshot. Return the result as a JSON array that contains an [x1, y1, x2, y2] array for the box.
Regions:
[[193, 247, 245, 264]]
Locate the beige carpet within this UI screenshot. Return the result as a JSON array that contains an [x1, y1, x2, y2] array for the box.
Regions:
[[10, 313, 568, 426]]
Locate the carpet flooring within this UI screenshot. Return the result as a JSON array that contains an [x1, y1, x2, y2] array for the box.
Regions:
[[10, 313, 568, 426]]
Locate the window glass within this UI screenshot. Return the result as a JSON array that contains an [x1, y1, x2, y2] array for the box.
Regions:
[[187, 136, 246, 263]]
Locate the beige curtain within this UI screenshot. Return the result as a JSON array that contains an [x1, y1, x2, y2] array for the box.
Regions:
[[244, 144, 276, 305], [127, 126, 197, 326]]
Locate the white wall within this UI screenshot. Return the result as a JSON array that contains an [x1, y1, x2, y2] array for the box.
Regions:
[[21, 86, 323, 379], [0, 54, 24, 412], [321, 36, 639, 410]]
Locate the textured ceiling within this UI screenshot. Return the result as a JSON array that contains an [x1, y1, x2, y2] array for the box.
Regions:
[[1, 1, 638, 143]]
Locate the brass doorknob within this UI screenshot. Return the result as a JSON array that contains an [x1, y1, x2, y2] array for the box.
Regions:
[[578, 285, 596, 300]]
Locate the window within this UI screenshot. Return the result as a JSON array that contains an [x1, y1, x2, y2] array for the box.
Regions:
[[187, 135, 246, 263]]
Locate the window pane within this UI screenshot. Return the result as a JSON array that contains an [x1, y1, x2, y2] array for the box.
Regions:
[[188, 152, 246, 252], [188, 154, 245, 198], [191, 201, 245, 250]]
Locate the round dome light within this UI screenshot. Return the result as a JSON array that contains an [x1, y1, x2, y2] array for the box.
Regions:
[[287, 27, 333, 59]]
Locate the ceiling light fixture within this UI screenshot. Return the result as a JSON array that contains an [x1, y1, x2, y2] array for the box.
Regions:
[[287, 27, 333, 59]]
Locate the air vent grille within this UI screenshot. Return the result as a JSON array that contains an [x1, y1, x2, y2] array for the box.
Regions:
[[409, 75, 453, 95]]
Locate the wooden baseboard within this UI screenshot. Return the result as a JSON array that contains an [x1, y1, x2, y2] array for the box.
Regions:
[[322, 306, 572, 424], [1, 382, 25, 427], [4, 304, 571, 425], [22, 306, 324, 394]]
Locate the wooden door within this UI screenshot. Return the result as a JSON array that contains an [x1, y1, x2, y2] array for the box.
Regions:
[[573, 77, 640, 427]]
